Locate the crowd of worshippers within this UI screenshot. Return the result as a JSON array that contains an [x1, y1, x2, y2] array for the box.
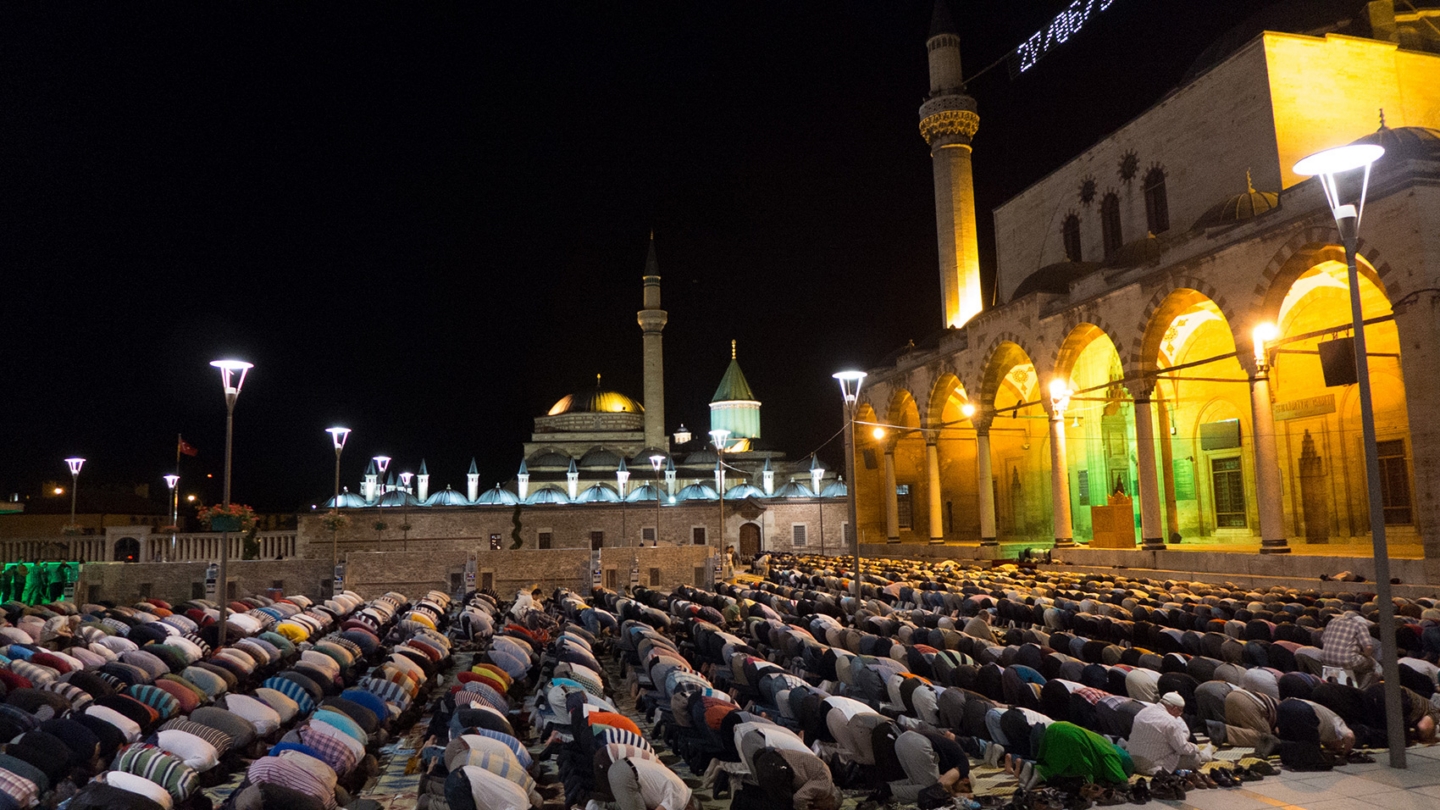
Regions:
[[0, 587, 453, 810]]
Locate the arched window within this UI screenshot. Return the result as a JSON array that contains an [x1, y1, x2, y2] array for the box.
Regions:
[[1143, 166, 1169, 234], [1062, 214, 1082, 262], [1100, 193, 1122, 259]]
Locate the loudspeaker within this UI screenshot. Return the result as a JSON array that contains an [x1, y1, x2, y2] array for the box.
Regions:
[[862, 449, 878, 470], [1318, 337, 1358, 387]]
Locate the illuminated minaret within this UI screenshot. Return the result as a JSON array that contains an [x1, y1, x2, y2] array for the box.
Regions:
[[637, 232, 668, 450], [920, 0, 983, 329]]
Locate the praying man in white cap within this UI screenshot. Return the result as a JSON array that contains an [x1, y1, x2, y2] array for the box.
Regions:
[[1126, 692, 1210, 775]]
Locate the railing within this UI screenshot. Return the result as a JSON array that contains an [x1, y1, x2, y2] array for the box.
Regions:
[[146, 532, 297, 562], [0, 532, 297, 564]]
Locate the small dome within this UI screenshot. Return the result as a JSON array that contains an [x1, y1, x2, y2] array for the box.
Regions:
[[1194, 172, 1278, 229], [1104, 235, 1162, 268], [579, 448, 624, 468], [625, 483, 663, 503], [524, 486, 570, 505], [325, 491, 368, 508], [576, 484, 621, 503], [772, 481, 816, 499], [724, 483, 767, 501], [422, 486, 470, 507], [548, 388, 644, 416], [475, 485, 520, 505], [676, 483, 719, 502], [1010, 261, 1101, 301], [684, 449, 718, 466], [820, 480, 849, 498], [375, 490, 421, 507], [528, 451, 573, 468], [1351, 122, 1440, 163]]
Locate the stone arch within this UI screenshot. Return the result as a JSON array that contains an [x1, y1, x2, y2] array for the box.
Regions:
[[1132, 284, 1236, 375], [1251, 236, 1395, 327], [925, 373, 969, 430], [1054, 322, 1125, 383], [979, 335, 1039, 410]]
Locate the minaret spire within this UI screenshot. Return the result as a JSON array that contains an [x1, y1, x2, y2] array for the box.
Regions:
[[920, 0, 983, 329], [638, 230, 668, 450]]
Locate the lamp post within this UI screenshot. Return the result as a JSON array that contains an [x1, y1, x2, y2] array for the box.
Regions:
[[64, 457, 85, 534], [834, 370, 866, 600], [163, 474, 179, 562], [373, 456, 391, 492], [1294, 142, 1405, 767], [325, 427, 350, 571], [209, 358, 253, 646], [399, 472, 413, 551], [649, 454, 665, 548], [709, 429, 730, 585]]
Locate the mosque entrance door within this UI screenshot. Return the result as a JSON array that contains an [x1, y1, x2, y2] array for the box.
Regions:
[[739, 523, 760, 558]]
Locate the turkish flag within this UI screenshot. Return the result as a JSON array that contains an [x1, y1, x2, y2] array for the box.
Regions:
[[178, 438, 199, 457]]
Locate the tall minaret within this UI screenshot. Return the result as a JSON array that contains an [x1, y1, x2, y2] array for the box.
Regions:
[[637, 231, 668, 449], [920, 0, 983, 329]]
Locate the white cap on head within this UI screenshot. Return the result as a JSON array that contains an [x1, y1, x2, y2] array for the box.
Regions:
[[1160, 692, 1185, 710]]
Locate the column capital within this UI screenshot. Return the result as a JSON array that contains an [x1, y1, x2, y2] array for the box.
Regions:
[[971, 410, 995, 434], [1124, 378, 1156, 402]]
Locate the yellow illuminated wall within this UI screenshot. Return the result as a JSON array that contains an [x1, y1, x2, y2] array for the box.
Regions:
[[1265, 32, 1440, 188]]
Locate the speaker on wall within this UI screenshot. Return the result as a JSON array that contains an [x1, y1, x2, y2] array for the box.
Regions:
[[1318, 337, 1358, 387], [862, 449, 878, 469]]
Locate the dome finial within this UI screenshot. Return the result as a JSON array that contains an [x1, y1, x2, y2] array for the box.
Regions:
[[1245, 169, 1255, 194], [596, 373, 602, 388], [731, 339, 737, 360], [1379, 108, 1387, 130]]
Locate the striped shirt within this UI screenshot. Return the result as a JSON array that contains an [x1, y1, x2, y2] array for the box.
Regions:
[[112, 743, 199, 802], [158, 718, 233, 757], [466, 728, 532, 769], [460, 751, 536, 800], [296, 724, 358, 776], [247, 756, 337, 810], [9, 662, 57, 688], [0, 766, 39, 809], [596, 727, 652, 751]]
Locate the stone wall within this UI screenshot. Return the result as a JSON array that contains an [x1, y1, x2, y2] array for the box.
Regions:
[[342, 544, 714, 600], [78, 559, 334, 606]]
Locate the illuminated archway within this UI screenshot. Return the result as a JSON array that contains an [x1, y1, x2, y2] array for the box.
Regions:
[[980, 340, 1047, 539], [852, 402, 884, 545], [1269, 254, 1414, 546], [1054, 324, 1133, 542], [882, 388, 925, 541], [927, 373, 978, 540], [1140, 288, 1252, 544]]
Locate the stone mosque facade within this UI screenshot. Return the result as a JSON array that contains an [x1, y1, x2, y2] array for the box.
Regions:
[[851, 0, 1440, 576]]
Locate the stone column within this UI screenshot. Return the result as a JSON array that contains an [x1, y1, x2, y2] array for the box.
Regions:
[[883, 450, 900, 543], [975, 412, 997, 545], [1048, 402, 1075, 548], [1251, 366, 1290, 554], [926, 440, 944, 544], [1133, 385, 1165, 550], [1394, 292, 1440, 573]]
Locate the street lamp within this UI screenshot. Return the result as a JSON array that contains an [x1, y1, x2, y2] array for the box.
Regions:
[[649, 454, 665, 548], [811, 456, 826, 556], [709, 429, 730, 585], [1294, 141, 1406, 767], [399, 472, 413, 551], [209, 358, 253, 646], [834, 370, 866, 600], [325, 427, 350, 571], [63, 457, 85, 534], [163, 474, 179, 562]]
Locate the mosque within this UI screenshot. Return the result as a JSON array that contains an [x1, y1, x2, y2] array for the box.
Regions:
[[850, 0, 1440, 578], [304, 234, 848, 566]]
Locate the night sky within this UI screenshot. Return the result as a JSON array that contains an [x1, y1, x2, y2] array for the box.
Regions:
[[2, 1, 1285, 512]]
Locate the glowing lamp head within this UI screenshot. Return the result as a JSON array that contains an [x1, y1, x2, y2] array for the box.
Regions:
[[961, 403, 976, 419], [1293, 144, 1385, 177], [1253, 323, 1279, 364], [709, 429, 731, 452], [648, 454, 665, 472], [373, 456, 391, 474], [871, 427, 887, 441], [399, 472, 413, 486], [1048, 379, 1072, 401], [65, 457, 85, 476], [833, 370, 867, 404], [186, 494, 196, 502], [53, 487, 63, 496], [1293, 144, 1385, 236], [209, 359, 254, 397], [326, 426, 351, 450], [164, 475, 179, 490]]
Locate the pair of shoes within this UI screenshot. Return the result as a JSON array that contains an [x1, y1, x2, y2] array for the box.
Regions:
[[1347, 751, 1376, 764], [1210, 768, 1239, 788], [1129, 777, 1150, 805], [1232, 765, 1262, 782], [1245, 759, 1278, 776]]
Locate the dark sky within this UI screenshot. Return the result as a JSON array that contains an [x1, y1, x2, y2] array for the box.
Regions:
[[2, 1, 1284, 511]]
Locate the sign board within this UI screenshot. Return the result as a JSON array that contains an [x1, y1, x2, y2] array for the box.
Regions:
[[465, 554, 477, 590], [590, 550, 602, 591], [205, 563, 218, 601], [333, 563, 345, 595], [1173, 458, 1196, 501], [1275, 394, 1336, 422]]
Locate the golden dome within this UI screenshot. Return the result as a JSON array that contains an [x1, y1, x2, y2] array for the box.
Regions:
[[548, 378, 644, 416]]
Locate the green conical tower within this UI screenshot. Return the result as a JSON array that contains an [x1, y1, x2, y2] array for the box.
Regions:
[[709, 340, 761, 443]]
